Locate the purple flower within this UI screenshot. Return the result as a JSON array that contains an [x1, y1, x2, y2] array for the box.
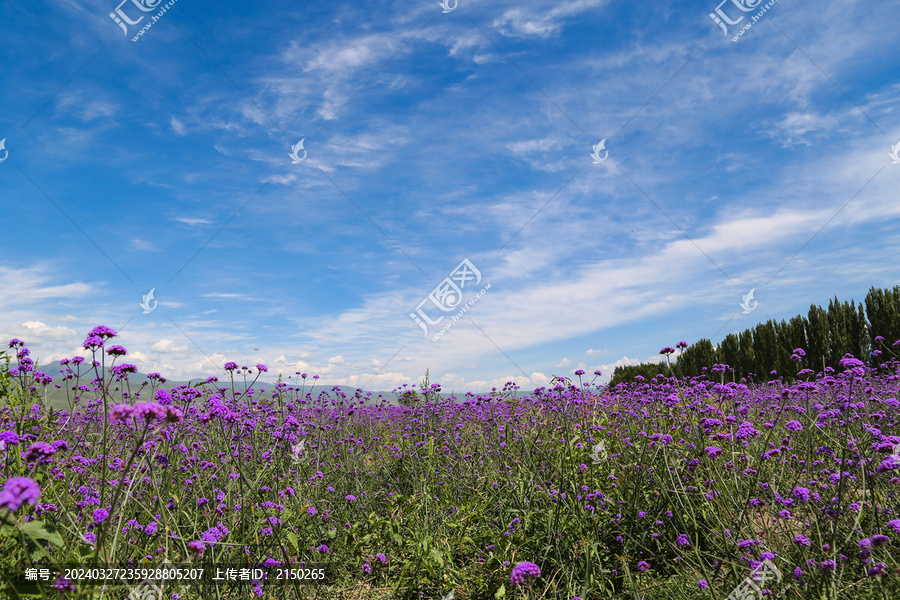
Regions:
[[317, 544, 329, 554], [106, 345, 128, 356], [224, 362, 239, 371], [0, 431, 20, 448], [871, 534, 890, 547], [87, 325, 118, 339], [362, 563, 371, 574], [676, 534, 690, 546], [0, 477, 41, 512], [698, 580, 709, 589], [82, 336, 104, 349], [345, 494, 356, 502], [510, 561, 541, 586], [53, 576, 75, 591], [785, 420, 802, 432], [886, 520, 900, 534], [93, 508, 109, 524], [792, 486, 811, 502], [23, 442, 56, 463], [188, 540, 205, 554], [793, 535, 811, 547], [307, 507, 317, 516], [637, 561, 650, 572]]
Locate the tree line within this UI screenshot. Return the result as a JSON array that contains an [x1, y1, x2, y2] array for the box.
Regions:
[[610, 285, 900, 385]]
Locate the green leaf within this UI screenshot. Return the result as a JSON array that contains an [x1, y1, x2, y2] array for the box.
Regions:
[[494, 583, 506, 599], [20, 520, 64, 547], [429, 548, 444, 567], [286, 531, 299, 553]]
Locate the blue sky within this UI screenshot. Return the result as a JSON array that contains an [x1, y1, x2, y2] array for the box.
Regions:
[[1, 0, 899, 392]]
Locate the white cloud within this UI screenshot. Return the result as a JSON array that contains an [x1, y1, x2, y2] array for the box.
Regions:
[[492, 0, 606, 38], [150, 339, 189, 353], [21, 321, 78, 341], [132, 239, 156, 251], [172, 217, 211, 226], [170, 116, 186, 136]]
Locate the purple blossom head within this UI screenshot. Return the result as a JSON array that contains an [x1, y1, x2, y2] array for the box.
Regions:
[[676, 341, 688, 349], [317, 544, 329, 554], [792, 486, 811, 502], [53, 576, 75, 591], [698, 580, 708, 589], [705, 446, 722, 458], [660, 347, 675, 355], [676, 534, 690, 546], [188, 540, 205, 554], [23, 442, 56, 464], [510, 561, 541, 586], [82, 336, 104, 350], [785, 420, 802, 432], [93, 508, 109, 524], [106, 345, 127, 356], [0, 431, 20, 448], [88, 325, 118, 339], [224, 361, 239, 371], [376, 553, 387, 564], [0, 477, 41, 512]]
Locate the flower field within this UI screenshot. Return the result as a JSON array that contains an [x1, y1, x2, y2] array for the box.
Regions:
[[2, 327, 900, 599]]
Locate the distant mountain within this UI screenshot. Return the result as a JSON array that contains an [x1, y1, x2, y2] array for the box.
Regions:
[[13, 361, 524, 410]]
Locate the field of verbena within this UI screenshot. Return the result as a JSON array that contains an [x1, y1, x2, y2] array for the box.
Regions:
[[2, 337, 900, 599]]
